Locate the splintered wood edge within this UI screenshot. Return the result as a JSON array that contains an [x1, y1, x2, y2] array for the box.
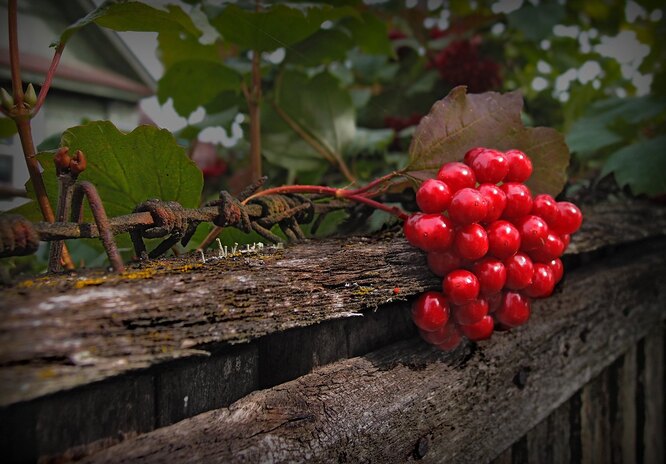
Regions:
[[77, 239, 666, 464], [0, 199, 664, 407]]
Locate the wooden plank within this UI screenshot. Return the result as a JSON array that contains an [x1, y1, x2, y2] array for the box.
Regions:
[[609, 345, 637, 464], [581, 368, 611, 464], [72, 238, 666, 464], [490, 447, 511, 464], [642, 327, 664, 464], [548, 399, 572, 464], [0, 199, 663, 409], [526, 417, 549, 462]]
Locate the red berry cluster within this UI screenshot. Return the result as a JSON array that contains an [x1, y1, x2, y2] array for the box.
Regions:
[[404, 148, 582, 351], [429, 38, 502, 93]]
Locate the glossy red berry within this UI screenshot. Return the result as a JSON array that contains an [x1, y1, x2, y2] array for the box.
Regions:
[[504, 252, 534, 290], [420, 320, 460, 345], [560, 234, 571, 249], [403, 213, 455, 252], [416, 179, 452, 213], [460, 315, 494, 341], [531, 194, 559, 227], [472, 257, 506, 295], [411, 291, 450, 331], [552, 201, 583, 235], [463, 146, 487, 166], [436, 326, 463, 351], [486, 292, 502, 313], [486, 220, 521, 259], [494, 291, 531, 328], [478, 183, 507, 223], [547, 258, 564, 284], [454, 223, 489, 260], [427, 250, 463, 277], [436, 162, 476, 193], [449, 188, 489, 225], [443, 269, 480, 305], [515, 215, 549, 251], [523, 263, 555, 298], [500, 183, 533, 219], [503, 149, 533, 182], [528, 232, 565, 263], [470, 149, 509, 184], [454, 298, 489, 325]]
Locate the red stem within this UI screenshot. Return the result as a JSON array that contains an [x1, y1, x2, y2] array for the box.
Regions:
[[8, 0, 23, 106], [33, 43, 64, 115], [346, 170, 402, 196]]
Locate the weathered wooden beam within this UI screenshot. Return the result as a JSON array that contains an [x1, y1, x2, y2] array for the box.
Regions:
[[69, 238, 666, 464]]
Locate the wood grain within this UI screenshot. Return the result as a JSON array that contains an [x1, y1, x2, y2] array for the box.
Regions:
[[72, 238, 666, 464]]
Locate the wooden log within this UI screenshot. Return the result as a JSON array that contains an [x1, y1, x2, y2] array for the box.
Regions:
[[71, 238, 666, 464], [581, 368, 611, 464], [642, 327, 664, 464], [610, 345, 637, 464]]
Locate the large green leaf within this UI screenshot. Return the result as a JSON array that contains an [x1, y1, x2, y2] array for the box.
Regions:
[[406, 86, 570, 196], [275, 70, 356, 158], [15, 121, 202, 224], [210, 3, 356, 52], [285, 29, 354, 66], [56, 1, 201, 47], [507, 3, 566, 41], [157, 60, 242, 116], [601, 136, 666, 197], [0, 118, 17, 138], [340, 11, 393, 56], [157, 30, 220, 69]]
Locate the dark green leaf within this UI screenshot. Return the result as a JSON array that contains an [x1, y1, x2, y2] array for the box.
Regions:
[[601, 136, 666, 197], [285, 29, 354, 66], [507, 4, 566, 41], [0, 118, 17, 138], [56, 1, 200, 47], [407, 86, 569, 196], [341, 12, 393, 56], [157, 60, 241, 116], [211, 4, 356, 52], [566, 118, 623, 158], [158, 30, 219, 69], [344, 128, 394, 156]]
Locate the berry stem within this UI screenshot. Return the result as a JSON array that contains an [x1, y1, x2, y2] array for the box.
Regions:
[[346, 170, 403, 196], [32, 43, 64, 115]]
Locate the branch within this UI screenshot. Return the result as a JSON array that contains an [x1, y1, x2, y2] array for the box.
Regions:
[[33, 43, 65, 115], [8, 0, 23, 106]]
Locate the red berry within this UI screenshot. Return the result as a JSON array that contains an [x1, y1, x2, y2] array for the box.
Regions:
[[531, 194, 559, 227], [547, 258, 564, 284], [552, 201, 583, 235], [561, 234, 571, 249], [411, 291, 450, 331], [436, 162, 476, 193], [449, 188, 489, 225], [470, 149, 509, 184], [436, 327, 463, 351], [472, 257, 507, 295], [416, 179, 452, 213], [500, 183, 533, 219], [460, 315, 494, 341], [504, 252, 534, 290], [487, 292, 502, 313], [443, 269, 480, 304], [420, 320, 460, 345], [463, 146, 487, 166], [515, 215, 549, 251], [454, 223, 489, 260], [494, 291, 531, 328], [486, 220, 521, 259], [454, 298, 489, 325], [503, 149, 533, 182], [523, 263, 555, 298], [427, 250, 463, 277], [403, 213, 455, 252], [478, 183, 507, 223], [528, 232, 565, 263]]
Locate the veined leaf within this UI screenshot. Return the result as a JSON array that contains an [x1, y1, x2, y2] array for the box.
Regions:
[[14, 121, 202, 227], [157, 60, 241, 116], [601, 136, 666, 197], [407, 86, 569, 196], [0, 118, 17, 138], [55, 1, 201, 47], [210, 3, 356, 52]]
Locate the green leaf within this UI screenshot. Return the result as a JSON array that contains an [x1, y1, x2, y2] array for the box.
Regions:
[[341, 11, 393, 56], [285, 29, 354, 67], [407, 86, 569, 196], [158, 30, 219, 69], [344, 128, 394, 156], [507, 4, 566, 41], [157, 60, 241, 116], [211, 4, 356, 52], [566, 118, 623, 159], [275, 70, 356, 158], [56, 1, 201, 47], [0, 118, 17, 138], [16, 121, 202, 226], [601, 136, 666, 197]]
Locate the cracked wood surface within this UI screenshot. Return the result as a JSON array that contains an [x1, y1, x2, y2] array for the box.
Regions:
[[0, 199, 664, 408], [77, 238, 666, 463]]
